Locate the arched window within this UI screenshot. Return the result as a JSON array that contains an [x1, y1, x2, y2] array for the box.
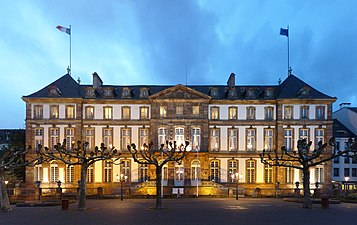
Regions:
[[210, 160, 220, 182], [174, 163, 184, 186], [87, 164, 94, 183]]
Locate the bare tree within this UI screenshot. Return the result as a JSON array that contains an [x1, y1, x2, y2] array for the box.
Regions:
[[259, 138, 357, 208], [127, 141, 189, 209], [36, 140, 120, 210]]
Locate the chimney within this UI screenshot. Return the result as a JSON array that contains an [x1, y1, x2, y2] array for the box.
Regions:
[[339, 102, 351, 109], [227, 73, 235, 88], [92, 72, 103, 89]]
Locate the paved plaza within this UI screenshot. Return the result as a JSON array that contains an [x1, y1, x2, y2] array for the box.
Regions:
[[1, 198, 356, 225]]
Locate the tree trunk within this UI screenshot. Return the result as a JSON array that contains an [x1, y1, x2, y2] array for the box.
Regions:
[[302, 167, 312, 209], [155, 166, 163, 209], [78, 165, 87, 210], [0, 174, 11, 212]]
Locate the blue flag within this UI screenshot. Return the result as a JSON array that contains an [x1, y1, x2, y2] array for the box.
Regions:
[[280, 28, 288, 37]]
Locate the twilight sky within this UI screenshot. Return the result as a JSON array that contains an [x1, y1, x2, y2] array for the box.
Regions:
[[1, 0, 356, 129]]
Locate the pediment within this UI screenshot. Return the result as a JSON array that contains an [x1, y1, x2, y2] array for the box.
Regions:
[[148, 84, 211, 101]]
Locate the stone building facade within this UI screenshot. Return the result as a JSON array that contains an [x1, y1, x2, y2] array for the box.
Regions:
[[22, 72, 336, 196]]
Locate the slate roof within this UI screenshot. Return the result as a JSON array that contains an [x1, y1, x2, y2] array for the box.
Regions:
[[333, 119, 356, 138], [23, 73, 336, 101]]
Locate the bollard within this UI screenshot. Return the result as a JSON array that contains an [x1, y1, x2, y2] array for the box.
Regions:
[[321, 197, 329, 209], [62, 199, 69, 210]]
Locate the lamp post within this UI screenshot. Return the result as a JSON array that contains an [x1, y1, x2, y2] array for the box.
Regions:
[[35, 180, 41, 201], [119, 173, 128, 201], [231, 173, 241, 200], [344, 176, 350, 196]]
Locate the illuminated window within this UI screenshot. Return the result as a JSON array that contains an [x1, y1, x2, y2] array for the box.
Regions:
[[228, 159, 238, 182], [34, 127, 43, 150], [210, 160, 220, 182], [246, 160, 256, 184], [191, 160, 200, 181], [192, 106, 200, 115], [210, 128, 220, 151], [34, 105, 43, 119], [158, 128, 168, 148], [121, 128, 131, 151], [122, 106, 131, 120], [121, 160, 131, 181], [285, 163, 293, 184], [87, 165, 94, 183], [191, 128, 201, 151], [139, 164, 148, 182], [315, 167, 324, 184], [50, 161, 59, 183], [264, 129, 274, 151], [65, 127, 75, 150], [228, 128, 238, 151], [284, 129, 293, 151], [103, 106, 113, 119], [246, 128, 256, 151], [139, 128, 149, 148], [160, 106, 167, 118], [140, 107, 149, 119], [50, 105, 59, 119], [176, 105, 183, 115], [228, 107, 237, 120], [103, 128, 113, 148], [49, 127, 59, 150], [85, 106, 94, 119], [85, 128, 95, 150], [66, 165, 74, 183], [34, 165, 43, 182], [299, 128, 309, 141], [66, 105, 75, 119], [211, 107, 219, 120], [315, 129, 324, 148], [264, 163, 273, 184], [103, 160, 112, 182], [175, 127, 185, 147]]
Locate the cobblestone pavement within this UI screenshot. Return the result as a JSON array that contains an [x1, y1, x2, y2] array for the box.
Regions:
[[1, 198, 356, 225]]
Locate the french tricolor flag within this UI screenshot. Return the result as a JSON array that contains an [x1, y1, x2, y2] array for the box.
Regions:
[[56, 25, 71, 35]]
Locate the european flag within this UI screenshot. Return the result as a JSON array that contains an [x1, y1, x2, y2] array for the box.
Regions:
[[280, 28, 288, 37]]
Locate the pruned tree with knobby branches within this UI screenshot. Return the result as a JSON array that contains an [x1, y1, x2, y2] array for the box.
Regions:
[[259, 138, 357, 209], [1, 147, 38, 212], [36, 140, 120, 210], [127, 141, 189, 209]]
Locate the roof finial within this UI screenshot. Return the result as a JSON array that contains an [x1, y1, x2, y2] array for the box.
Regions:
[[278, 78, 281, 85], [66, 66, 71, 75], [288, 67, 292, 76], [77, 77, 81, 84]]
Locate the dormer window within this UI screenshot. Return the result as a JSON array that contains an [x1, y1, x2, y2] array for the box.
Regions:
[[227, 88, 237, 98], [121, 87, 132, 98], [48, 86, 61, 96], [246, 88, 256, 98], [139, 88, 149, 98], [264, 88, 273, 98], [298, 87, 311, 98], [103, 88, 114, 98], [209, 88, 219, 98], [85, 87, 96, 98]]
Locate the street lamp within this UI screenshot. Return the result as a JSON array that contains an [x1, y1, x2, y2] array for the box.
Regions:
[[344, 176, 350, 195], [119, 173, 128, 201], [231, 173, 241, 200], [35, 180, 41, 201], [4, 180, 9, 186]]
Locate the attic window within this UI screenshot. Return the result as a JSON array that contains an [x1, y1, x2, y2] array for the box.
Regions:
[[298, 87, 311, 97], [209, 88, 219, 98], [227, 88, 237, 98], [48, 86, 61, 96], [139, 88, 149, 98], [85, 87, 96, 98], [246, 88, 256, 98], [264, 88, 274, 98], [103, 88, 114, 98], [121, 87, 132, 98]]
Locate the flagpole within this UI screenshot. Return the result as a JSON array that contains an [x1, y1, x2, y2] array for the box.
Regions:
[[287, 25, 290, 75], [69, 25, 72, 75]]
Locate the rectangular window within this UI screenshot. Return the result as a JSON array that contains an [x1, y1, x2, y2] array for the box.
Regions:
[[50, 162, 59, 183], [176, 105, 183, 115], [192, 106, 200, 115], [246, 160, 256, 184], [34, 165, 43, 182], [211, 107, 219, 120], [285, 165, 293, 184], [284, 106, 293, 119], [191, 128, 200, 151], [121, 160, 130, 181], [300, 106, 309, 119], [34, 105, 43, 119], [85, 128, 95, 150], [299, 129, 309, 141], [315, 129, 324, 148], [352, 158, 357, 164], [158, 128, 168, 147], [345, 156, 350, 164], [333, 168, 339, 177], [264, 163, 273, 184], [315, 167, 323, 183], [50, 105, 59, 119], [175, 128, 185, 147], [228, 160, 238, 182], [49, 127, 59, 150], [316, 106, 325, 120], [66, 105, 75, 119], [122, 106, 131, 120], [228, 107, 237, 120], [104, 160, 112, 182], [139, 164, 148, 182], [160, 106, 167, 118], [103, 106, 113, 119], [246, 107, 256, 120], [228, 128, 238, 151], [87, 165, 94, 183], [85, 106, 94, 119], [264, 129, 274, 151], [139, 128, 149, 148], [121, 128, 131, 151], [65, 128, 75, 150], [103, 128, 113, 148], [140, 107, 149, 119], [284, 129, 293, 151], [66, 165, 74, 183], [246, 128, 256, 151], [265, 107, 274, 120], [210, 128, 220, 151], [333, 156, 340, 164], [344, 168, 350, 177], [352, 168, 357, 177], [34, 127, 43, 150], [210, 160, 220, 182]]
